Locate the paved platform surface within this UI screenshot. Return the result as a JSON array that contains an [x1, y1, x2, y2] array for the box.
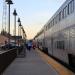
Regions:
[[3, 49, 59, 75], [36, 49, 75, 75]]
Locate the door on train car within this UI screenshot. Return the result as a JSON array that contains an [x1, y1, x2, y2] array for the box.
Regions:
[[68, 27, 75, 69], [68, 54, 75, 68], [47, 39, 52, 54]]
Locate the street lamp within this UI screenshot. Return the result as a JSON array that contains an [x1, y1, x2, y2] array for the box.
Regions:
[[17, 18, 20, 23], [17, 18, 21, 46], [13, 9, 17, 44], [17, 18, 21, 56], [19, 22, 22, 47], [19, 22, 22, 37], [13, 9, 17, 36], [5, 0, 13, 44], [17, 18, 21, 37]]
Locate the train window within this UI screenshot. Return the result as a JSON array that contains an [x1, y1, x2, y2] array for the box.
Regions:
[[54, 18, 56, 25], [51, 21, 52, 27], [48, 23, 50, 29], [70, 28, 75, 37], [55, 15, 59, 24], [62, 9, 64, 19], [64, 6, 67, 18], [50, 22, 53, 28], [46, 26, 47, 31], [59, 11, 62, 21], [49, 23, 51, 28], [51, 20, 53, 26], [53, 19, 55, 25], [39, 42, 42, 46], [62, 6, 67, 18], [47, 25, 48, 30], [56, 41, 65, 49], [53, 19, 54, 25], [68, 0, 74, 15], [71, 0, 74, 12], [55, 15, 57, 24]]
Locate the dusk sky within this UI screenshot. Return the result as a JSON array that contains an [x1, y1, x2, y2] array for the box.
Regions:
[[0, 0, 66, 39]]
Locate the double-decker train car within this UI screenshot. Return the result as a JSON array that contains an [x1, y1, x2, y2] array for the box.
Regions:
[[34, 0, 75, 68]]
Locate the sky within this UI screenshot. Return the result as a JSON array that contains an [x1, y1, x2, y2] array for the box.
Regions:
[[0, 0, 66, 39]]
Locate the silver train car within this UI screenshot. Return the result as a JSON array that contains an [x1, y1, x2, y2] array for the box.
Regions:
[[34, 0, 75, 68]]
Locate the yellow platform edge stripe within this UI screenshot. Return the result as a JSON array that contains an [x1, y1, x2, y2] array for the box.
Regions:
[[36, 49, 75, 75]]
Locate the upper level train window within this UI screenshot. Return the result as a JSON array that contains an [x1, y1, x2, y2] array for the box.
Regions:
[[48, 23, 50, 29], [46, 26, 48, 31], [50, 22, 52, 28], [52, 19, 54, 25], [59, 11, 62, 21], [62, 6, 67, 18], [64, 6, 67, 18], [49, 22, 51, 28], [68, 0, 74, 15], [55, 15, 59, 24]]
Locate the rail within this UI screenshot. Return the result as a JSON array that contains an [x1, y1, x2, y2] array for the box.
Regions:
[[0, 45, 24, 74]]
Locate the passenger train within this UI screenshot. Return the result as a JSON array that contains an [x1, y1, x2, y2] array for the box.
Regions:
[[34, 0, 75, 68]]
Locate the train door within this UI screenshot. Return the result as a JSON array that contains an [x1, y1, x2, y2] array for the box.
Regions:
[[68, 54, 75, 68], [68, 27, 75, 69], [47, 38, 52, 55]]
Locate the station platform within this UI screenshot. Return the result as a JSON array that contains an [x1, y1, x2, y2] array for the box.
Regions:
[[2, 49, 75, 75]]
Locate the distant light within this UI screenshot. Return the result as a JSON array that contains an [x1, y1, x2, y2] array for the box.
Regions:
[[17, 18, 21, 23], [5, 0, 13, 4], [13, 9, 17, 16]]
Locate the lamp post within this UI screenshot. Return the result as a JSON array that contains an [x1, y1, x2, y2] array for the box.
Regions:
[[17, 18, 21, 56], [13, 9, 17, 36], [5, 0, 13, 44], [13, 9, 17, 44], [19, 22, 22, 37], [17, 18, 21, 37], [17, 18, 21, 46], [21, 26, 23, 39]]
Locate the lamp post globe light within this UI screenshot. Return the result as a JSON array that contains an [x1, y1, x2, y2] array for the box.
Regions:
[[5, 0, 13, 44]]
